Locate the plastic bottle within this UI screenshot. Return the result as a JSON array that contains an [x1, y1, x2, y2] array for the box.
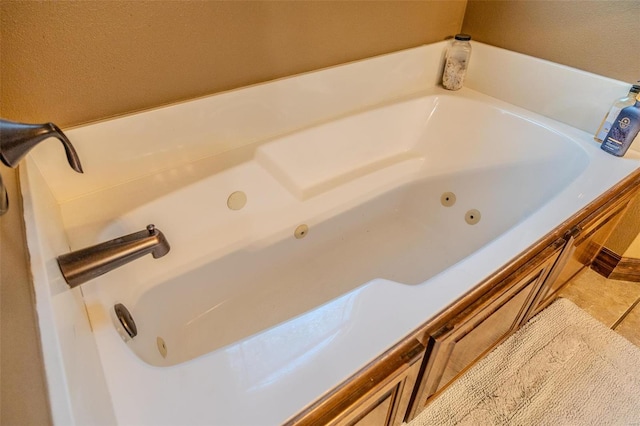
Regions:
[[594, 84, 640, 142], [442, 34, 472, 91], [601, 92, 640, 157]]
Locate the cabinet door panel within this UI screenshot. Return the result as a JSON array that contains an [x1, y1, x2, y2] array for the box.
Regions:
[[344, 385, 396, 426], [436, 278, 535, 392], [524, 237, 576, 319], [325, 339, 425, 426], [543, 201, 628, 302], [413, 244, 562, 414], [434, 265, 546, 394]]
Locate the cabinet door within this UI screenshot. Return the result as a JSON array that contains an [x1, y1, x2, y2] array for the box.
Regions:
[[413, 244, 562, 411], [289, 338, 426, 426], [523, 235, 577, 320], [540, 199, 629, 305], [334, 348, 423, 426]]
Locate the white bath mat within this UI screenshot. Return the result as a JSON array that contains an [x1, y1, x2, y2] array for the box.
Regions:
[[408, 298, 640, 426]]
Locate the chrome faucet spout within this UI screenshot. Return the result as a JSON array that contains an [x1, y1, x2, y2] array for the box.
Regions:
[[0, 119, 83, 173], [57, 224, 170, 288]]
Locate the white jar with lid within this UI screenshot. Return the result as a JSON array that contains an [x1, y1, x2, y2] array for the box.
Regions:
[[442, 34, 472, 91]]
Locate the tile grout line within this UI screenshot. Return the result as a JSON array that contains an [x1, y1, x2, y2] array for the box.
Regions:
[[611, 295, 640, 330]]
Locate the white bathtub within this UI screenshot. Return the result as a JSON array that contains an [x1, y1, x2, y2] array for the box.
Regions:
[[20, 43, 640, 425], [94, 93, 592, 368]]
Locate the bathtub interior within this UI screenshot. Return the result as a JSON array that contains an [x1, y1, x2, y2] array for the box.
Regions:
[[58, 92, 593, 367], [125, 156, 585, 367]]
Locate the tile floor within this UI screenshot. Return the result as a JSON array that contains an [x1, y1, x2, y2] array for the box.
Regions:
[[558, 267, 640, 346]]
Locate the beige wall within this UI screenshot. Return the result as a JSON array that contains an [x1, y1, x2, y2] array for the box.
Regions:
[[1, 1, 466, 127], [462, 0, 640, 83]]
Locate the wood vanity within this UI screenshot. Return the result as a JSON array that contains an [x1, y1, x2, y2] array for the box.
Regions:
[[287, 169, 640, 426]]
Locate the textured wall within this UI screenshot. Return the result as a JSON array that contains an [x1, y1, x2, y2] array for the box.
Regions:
[[0, 1, 466, 127], [462, 0, 640, 83]]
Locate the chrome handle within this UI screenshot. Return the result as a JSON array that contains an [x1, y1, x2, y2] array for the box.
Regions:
[[0, 119, 84, 173], [0, 118, 84, 216]]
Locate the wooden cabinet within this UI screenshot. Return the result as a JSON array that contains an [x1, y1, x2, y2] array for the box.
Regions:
[[409, 241, 564, 414], [530, 191, 634, 315], [287, 338, 425, 426], [333, 348, 422, 426]]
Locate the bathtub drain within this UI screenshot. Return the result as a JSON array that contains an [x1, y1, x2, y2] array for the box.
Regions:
[[114, 303, 137, 338]]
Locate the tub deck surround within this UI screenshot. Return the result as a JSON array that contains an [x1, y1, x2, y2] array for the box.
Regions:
[[62, 90, 593, 369], [20, 42, 640, 425]]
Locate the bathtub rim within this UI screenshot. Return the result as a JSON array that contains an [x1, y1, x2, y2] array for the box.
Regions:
[[21, 89, 639, 422]]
